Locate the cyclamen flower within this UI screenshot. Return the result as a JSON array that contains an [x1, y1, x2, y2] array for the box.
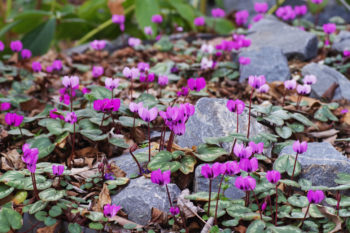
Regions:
[[1, 102, 11, 111], [311, 0, 323, 4], [82, 87, 91, 94], [170, 206, 180, 216], [152, 14, 163, 24], [225, 161, 240, 176], [94, 99, 121, 112], [293, 140, 308, 154], [62, 76, 79, 89], [307, 190, 325, 204], [232, 34, 251, 49], [159, 104, 194, 135], [200, 57, 214, 70], [227, 99, 245, 114], [0, 41, 4, 51], [104, 173, 115, 180], [49, 108, 64, 120], [140, 73, 155, 83], [200, 44, 214, 54], [341, 109, 349, 114], [52, 60, 62, 71], [123, 67, 139, 80], [188, 77, 206, 92], [276, 6, 296, 21], [303, 75, 317, 85], [129, 102, 143, 113], [52, 165, 64, 176], [211, 8, 225, 18], [105, 78, 119, 91], [239, 57, 251, 65], [239, 158, 258, 173], [138, 62, 149, 72], [65, 112, 77, 124], [138, 107, 158, 122], [248, 75, 266, 89], [296, 84, 311, 95], [253, 14, 264, 23], [5, 113, 23, 127], [323, 23, 336, 35], [259, 84, 270, 93], [254, 2, 268, 14], [158, 75, 169, 86], [92, 66, 104, 78], [144, 26, 153, 35], [294, 5, 307, 16], [344, 50, 350, 57], [234, 144, 253, 159], [128, 37, 141, 47], [177, 87, 189, 97], [194, 17, 205, 26], [46, 66, 53, 73], [235, 176, 256, 191], [10, 40, 23, 52], [112, 14, 125, 31], [103, 204, 121, 218], [249, 141, 264, 154], [201, 163, 224, 179], [21, 49, 32, 59], [235, 10, 249, 26], [32, 62, 42, 72], [22, 144, 38, 173], [151, 169, 171, 185], [90, 40, 106, 51], [284, 79, 297, 90], [266, 170, 281, 184]]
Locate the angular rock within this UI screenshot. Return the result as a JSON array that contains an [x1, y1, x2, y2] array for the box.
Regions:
[[239, 46, 290, 83], [176, 98, 271, 152], [247, 16, 318, 60], [194, 164, 245, 200], [332, 31, 350, 52], [279, 142, 350, 187], [111, 176, 181, 225], [301, 62, 350, 100]]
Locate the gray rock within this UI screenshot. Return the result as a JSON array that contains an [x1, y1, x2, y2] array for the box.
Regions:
[[110, 148, 148, 177], [301, 62, 350, 100], [194, 164, 245, 199], [239, 46, 291, 83], [333, 31, 350, 52], [247, 16, 318, 60], [111, 176, 181, 225], [279, 142, 350, 187], [176, 98, 271, 152]]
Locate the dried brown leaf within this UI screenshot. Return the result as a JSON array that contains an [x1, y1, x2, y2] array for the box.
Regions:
[[93, 183, 111, 212], [1, 149, 25, 170], [308, 129, 339, 138], [177, 189, 201, 219], [150, 207, 168, 225], [109, 163, 126, 178], [75, 147, 99, 158], [36, 221, 59, 233], [316, 205, 342, 233]]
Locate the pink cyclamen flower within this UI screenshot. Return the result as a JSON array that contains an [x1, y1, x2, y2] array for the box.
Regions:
[[239, 158, 258, 173], [201, 163, 224, 179], [112, 14, 125, 31], [46, 66, 53, 73], [0, 102, 11, 111], [194, 17, 205, 26], [103, 204, 121, 218], [227, 99, 245, 114], [21, 49, 32, 59], [234, 144, 253, 159], [293, 140, 308, 154], [49, 108, 64, 120], [200, 44, 214, 54], [5, 113, 23, 127], [150, 169, 171, 185], [52, 60, 62, 71], [188, 77, 206, 92], [307, 190, 325, 204], [105, 78, 119, 91], [90, 40, 106, 51], [137, 62, 149, 72], [211, 8, 225, 18], [235, 10, 249, 26], [303, 75, 317, 85], [253, 14, 264, 23], [177, 87, 189, 97], [94, 99, 112, 112], [344, 50, 350, 57], [159, 104, 194, 136], [128, 37, 141, 47], [52, 165, 65, 176], [276, 6, 296, 21], [65, 112, 77, 124], [341, 109, 349, 114], [10, 40, 23, 52], [32, 62, 42, 72], [294, 5, 307, 16], [296, 84, 311, 95], [144, 26, 153, 35], [158, 75, 169, 86], [22, 143, 38, 173], [311, 0, 323, 4], [152, 14, 163, 24], [138, 107, 158, 122], [110, 99, 121, 112], [239, 57, 251, 65], [129, 102, 143, 113], [62, 76, 79, 89], [0, 41, 4, 51], [249, 141, 264, 154], [254, 2, 268, 14], [200, 57, 214, 70], [284, 79, 297, 90], [262, 201, 267, 211], [235, 176, 256, 191], [323, 23, 336, 35], [266, 170, 281, 184], [259, 84, 270, 93], [225, 161, 240, 176], [82, 87, 91, 94], [170, 206, 180, 216], [92, 66, 104, 78], [248, 75, 266, 89]]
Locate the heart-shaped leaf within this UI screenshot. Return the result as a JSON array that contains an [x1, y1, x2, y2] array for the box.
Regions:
[[39, 188, 65, 201], [193, 144, 226, 162], [273, 154, 301, 177]]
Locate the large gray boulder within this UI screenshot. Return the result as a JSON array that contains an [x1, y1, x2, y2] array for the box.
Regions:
[[111, 176, 181, 225], [239, 46, 290, 83], [176, 98, 271, 152], [279, 142, 350, 187], [246, 16, 318, 60], [301, 63, 350, 101], [332, 31, 350, 52]]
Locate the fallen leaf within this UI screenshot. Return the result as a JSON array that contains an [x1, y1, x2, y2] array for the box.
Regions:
[[109, 163, 126, 178], [108, 0, 125, 15], [75, 147, 100, 158], [288, 95, 321, 108], [150, 207, 168, 225], [1, 149, 25, 170], [201, 217, 214, 233], [93, 183, 111, 212], [37, 221, 59, 233], [322, 82, 339, 101], [308, 129, 339, 138], [108, 215, 144, 229], [177, 189, 201, 219], [316, 205, 342, 233]]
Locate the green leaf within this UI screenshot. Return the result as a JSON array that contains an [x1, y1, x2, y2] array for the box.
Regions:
[[124, 223, 138, 229], [44, 216, 57, 226], [314, 106, 338, 122], [89, 86, 112, 99], [109, 137, 129, 149], [0, 208, 23, 231], [273, 154, 301, 177], [86, 211, 105, 221], [8, 128, 33, 136], [222, 219, 239, 227], [246, 220, 266, 233], [80, 130, 108, 141], [326, 196, 350, 207], [307, 0, 329, 14], [49, 205, 62, 217], [193, 144, 226, 162], [263, 115, 284, 126], [179, 155, 196, 174], [288, 195, 309, 208], [22, 18, 56, 56], [276, 126, 292, 139], [68, 223, 82, 233], [0, 184, 14, 199], [147, 151, 181, 173], [309, 204, 325, 218], [29, 200, 48, 214], [279, 179, 300, 188], [39, 188, 65, 201], [35, 211, 47, 221], [290, 113, 315, 127], [118, 116, 147, 127], [135, 93, 159, 108], [185, 192, 218, 201], [105, 177, 130, 188], [27, 136, 55, 159], [287, 123, 304, 133], [168, 0, 195, 28], [135, 0, 160, 35], [89, 222, 104, 230], [267, 225, 302, 233]]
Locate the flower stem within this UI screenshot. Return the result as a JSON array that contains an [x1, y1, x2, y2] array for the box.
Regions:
[[252, 190, 262, 220], [291, 153, 299, 180], [166, 131, 175, 152], [208, 179, 212, 216], [230, 112, 239, 157], [301, 203, 310, 227], [130, 79, 134, 100], [247, 89, 254, 139], [148, 122, 151, 163], [296, 95, 302, 110], [70, 87, 73, 112], [100, 112, 106, 128], [18, 126, 24, 137], [31, 172, 39, 200], [214, 175, 225, 225], [336, 191, 341, 216], [165, 184, 173, 207], [130, 146, 143, 175], [275, 185, 278, 225], [282, 89, 286, 106]]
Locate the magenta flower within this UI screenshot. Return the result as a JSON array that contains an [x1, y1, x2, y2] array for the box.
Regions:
[[276, 6, 296, 21], [144, 26, 153, 35], [21, 49, 32, 59], [254, 2, 268, 14], [0, 102, 11, 111], [112, 14, 125, 31], [94, 99, 111, 112], [262, 201, 267, 211], [200, 57, 214, 70], [227, 99, 245, 114], [253, 14, 264, 22], [129, 102, 143, 113], [258, 84, 270, 93], [90, 40, 106, 51], [225, 161, 240, 176], [65, 112, 77, 124], [150, 169, 171, 185], [82, 87, 90, 94], [22, 143, 38, 173], [303, 75, 317, 85], [211, 8, 225, 18], [323, 23, 336, 35], [110, 99, 121, 112], [177, 87, 189, 97], [296, 84, 311, 95], [152, 14, 163, 24], [103, 204, 121, 218], [52, 165, 65, 176], [169, 206, 180, 216], [137, 62, 149, 72], [10, 40, 23, 52], [46, 66, 53, 73], [158, 75, 169, 86], [239, 56, 251, 65], [284, 79, 297, 90], [235, 176, 256, 191], [188, 77, 206, 92], [49, 108, 64, 120], [128, 37, 141, 47], [235, 10, 249, 26], [138, 107, 158, 122], [266, 170, 281, 184], [239, 158, 258, 173], [194, 16, 205, 26], [341, 109, 349, 114], [0, 41, 4, 51], [105, 78, 119, 91], [249, 141, 264, 154], [62, 76, 79, 89], [232, 34, 251, 49], [201, 163, 224, 179], [294, 5, 307, 16], [92, 66, 104, 78], [234, 144, 253, 159], [311, 0, 323, 4], [5, 113, 23, 127], [248, 75, 266, 89], [293, 140, 308, 154], [160, 104, 194, 136], [307, 190, 325, 204], [344, 50, 350, 57], [32, 62, 42, 72], [123, 67, 139, 80], [52, 60, 62, 71], [200, 44, 214, 54]]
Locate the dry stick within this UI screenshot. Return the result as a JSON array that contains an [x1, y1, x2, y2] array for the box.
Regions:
[[247, 89, 254, 138], [252, 190, 262, 220], [208, 179, 213, 216], [301, 203, 311, 227], [214, 175, 225, 225]]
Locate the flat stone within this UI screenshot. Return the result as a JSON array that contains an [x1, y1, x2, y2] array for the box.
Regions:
[[247, 16, 318, 60], [279, 142, 350, 187], [239, 46, 290, 83], [301, 62, 350, 101], [194, 164, 245, 199], [111, 176, 181, 225], [332, 31, 350, 52], [176, 98, 271, 152]]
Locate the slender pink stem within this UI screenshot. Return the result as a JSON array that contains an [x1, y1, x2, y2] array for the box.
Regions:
[[208, 179, 212, 216], [214, 175, 224, 225], [252, 190, 262, 220], [148, 122, 151, 163], [301, 203, 310, 227], [18, 126, 24, 137], [275, 185, 278, 225], [130, 79, 134, 100], [291, 153, 299, 180], [230, 112, 239, 157], [130, 147, 143, 175], [167, 131, 175, 152], [247, 89, 254, 138], [165, 184, 173, 207], [336, 191, 341, 216], [31, 173, 39, 200]]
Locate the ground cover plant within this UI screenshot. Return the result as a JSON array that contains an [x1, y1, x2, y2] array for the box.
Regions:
[[1, 0, 350, 232]]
